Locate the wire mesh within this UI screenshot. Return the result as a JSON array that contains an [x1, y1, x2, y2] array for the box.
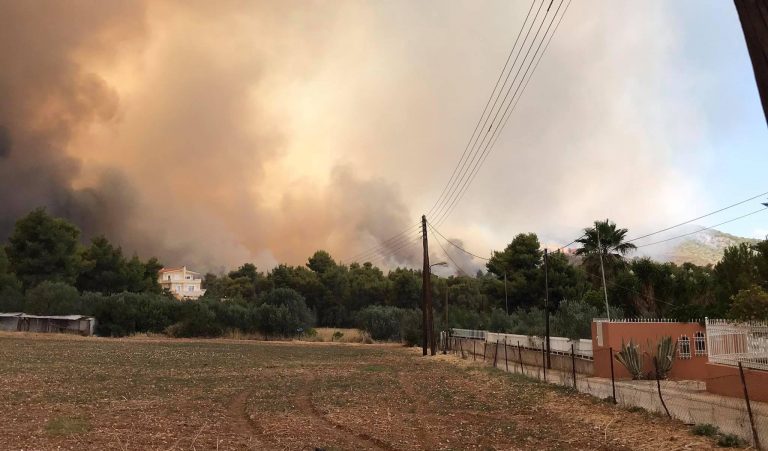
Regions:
[[447, 335, 767, 448]]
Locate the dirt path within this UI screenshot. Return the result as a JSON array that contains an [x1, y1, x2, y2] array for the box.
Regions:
[[396, 369, 436, 449], [227, 389, 272, 449], [301, 379, 395, 451]]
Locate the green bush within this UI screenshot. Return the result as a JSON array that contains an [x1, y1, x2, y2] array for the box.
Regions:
[[400, 308, 422, 346], [0, 286, 23, 312], [166, 301, 221, 338], [24, 281, 81, 315], [487, 308, 512, 332], [691, 424, 719, 437], [81, 292, 181, 337], [259, 288, 314, 335], [717, 433, 746, 448], [356, 305, 404, 340]]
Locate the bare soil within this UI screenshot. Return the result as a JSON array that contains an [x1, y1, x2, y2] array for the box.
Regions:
[[0, 332, 719, 450]]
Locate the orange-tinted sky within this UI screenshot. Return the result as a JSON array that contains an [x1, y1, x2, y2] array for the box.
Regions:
[[1, 1, 766, 273]]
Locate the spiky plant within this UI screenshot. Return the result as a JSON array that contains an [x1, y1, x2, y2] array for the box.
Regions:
[[615, 340, 644, 379], [653, 336, 677, 379]]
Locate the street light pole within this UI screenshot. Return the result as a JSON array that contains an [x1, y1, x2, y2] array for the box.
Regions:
[[544, 249, 551, 369], [597, 226, 611, 321]]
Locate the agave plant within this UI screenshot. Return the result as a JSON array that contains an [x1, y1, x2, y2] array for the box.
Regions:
[[653, 336, 677, 379], [615, 340, 644, 379]]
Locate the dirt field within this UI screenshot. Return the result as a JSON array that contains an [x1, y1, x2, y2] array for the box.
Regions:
[[0, 333, 720, 450]]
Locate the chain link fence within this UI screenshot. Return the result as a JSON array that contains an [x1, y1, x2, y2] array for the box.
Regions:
[[442, 332, 767, 449]]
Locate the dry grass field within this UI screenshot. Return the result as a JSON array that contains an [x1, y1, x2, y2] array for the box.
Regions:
[[0, 332, 720, 450]]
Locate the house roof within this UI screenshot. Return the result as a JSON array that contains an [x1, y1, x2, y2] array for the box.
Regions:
[[159, 266, 202, 275], [0, 313, 94, 320]]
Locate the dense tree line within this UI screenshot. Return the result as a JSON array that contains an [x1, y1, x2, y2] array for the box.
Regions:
[[1, 210, 766, 341]]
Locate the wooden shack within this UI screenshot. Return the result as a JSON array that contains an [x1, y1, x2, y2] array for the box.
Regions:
[[0, 313, 96, 336]]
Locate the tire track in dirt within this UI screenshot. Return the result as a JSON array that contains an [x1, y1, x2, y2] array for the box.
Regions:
[[396, 369, 438, 449], [227, 389, 273, 448], [299, 377, 396, 451]]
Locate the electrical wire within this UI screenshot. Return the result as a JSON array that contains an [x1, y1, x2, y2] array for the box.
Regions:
[[625, 190, 768, 243], [430, 227, 471, 276], [431, 0, 557, 224], [433, 0, 570, 226], [350, 224, 421, 263], [634, 207, 768, 249], [427, 221, 490, 260], [428, 0, 544, 219]]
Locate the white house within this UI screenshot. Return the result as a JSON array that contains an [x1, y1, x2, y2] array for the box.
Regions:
[[158, 266, 206, 300]]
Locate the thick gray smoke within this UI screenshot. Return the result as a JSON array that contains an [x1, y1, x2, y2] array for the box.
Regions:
[[0, 1, 418, 271]]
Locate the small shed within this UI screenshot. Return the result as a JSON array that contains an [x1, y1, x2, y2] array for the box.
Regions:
[[0, 313, 96, 336]]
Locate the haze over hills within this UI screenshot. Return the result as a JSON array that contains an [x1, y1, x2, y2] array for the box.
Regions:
[[654, 228, 760, 266]]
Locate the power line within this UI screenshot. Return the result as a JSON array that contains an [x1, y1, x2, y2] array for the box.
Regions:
[[363, 233, 422, 266], [428, 0, 545, 220], [546, 189, 768, 255], [427, 221, 490, 260], [433, 0, 570, 226], [346, 0, 570, 261], [439, 0, 572, 228], [350, 224, 421, 263], [635, 207, 768, 249], [426, 0, 538, 219], [430, 226, 471, 276], [626, 190, 768, 243], [431, 0, 555, 224]]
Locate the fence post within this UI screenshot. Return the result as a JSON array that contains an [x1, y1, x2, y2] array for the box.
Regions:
[[739, 362, 762, 450], [542, 345, 546, 382], [459, 338, 465, 359], [483, 342, 487, 361], [442, 331, 446, 355], [504, 338, 509, 372], [493, 340, 498, 368], [653, 357, 670, 418], [472, 339, 476, 361], [518, 341, 524, 374], [609, 347, 616, 404], [571, 344, 576, 389]]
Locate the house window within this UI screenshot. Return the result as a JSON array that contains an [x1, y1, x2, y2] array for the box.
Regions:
[[679, 336, 691, 359], [694, 332, 706, 356], [185, 276, 191, 280], [167, 275, 171, 281], [187, 285, 194, 292]]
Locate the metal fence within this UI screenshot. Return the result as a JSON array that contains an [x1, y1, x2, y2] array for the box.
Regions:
[[451, 328, 486, 340], [707, 318, 768, 372], [446, 332, 767, 449]]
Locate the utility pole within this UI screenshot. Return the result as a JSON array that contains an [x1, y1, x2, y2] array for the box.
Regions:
[[421, 215, 435, 356], [504, 271, 509, 315], [597, 227, 611, 320], [544, 248, 551, 369]]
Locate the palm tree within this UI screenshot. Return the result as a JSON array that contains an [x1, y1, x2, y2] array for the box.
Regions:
[[575, 219, 636, 282]]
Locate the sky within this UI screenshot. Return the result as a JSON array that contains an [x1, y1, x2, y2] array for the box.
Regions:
[[0, 0, 766, 274]]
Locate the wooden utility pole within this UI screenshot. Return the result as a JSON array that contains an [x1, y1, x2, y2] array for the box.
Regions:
[[421, 215, 436, 356], [544, 248, 551, 369], [734, 0, 768, 126]]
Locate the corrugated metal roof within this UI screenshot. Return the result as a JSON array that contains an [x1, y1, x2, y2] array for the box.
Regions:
[[0, 313, 94, 320]]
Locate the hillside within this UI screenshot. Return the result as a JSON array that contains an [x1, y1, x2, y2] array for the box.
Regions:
[[660, 229, 759, 266]]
